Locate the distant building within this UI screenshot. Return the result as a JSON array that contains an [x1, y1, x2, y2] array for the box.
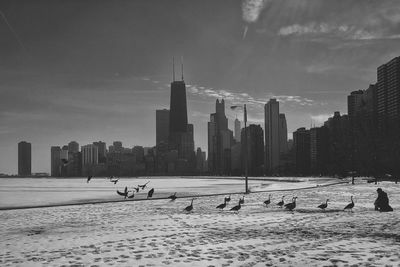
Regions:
[[241, 125, 264, 176], [156, 109, 170, 145], [293, 127, 311, 175], [310, 126, 329, 175], [93, 141, 107, 163], [113, 141, 123, 153], [68, 141, 79, 153], [81, 144, 98, 175], [51, 146, 61, 177], [208, 99, 233, 175], [18, 141, 31, 176], [265, 99, 280, 174], [234, 118, 241, 142], [279, 114, 288, 154], [377, 56, 400, 135]]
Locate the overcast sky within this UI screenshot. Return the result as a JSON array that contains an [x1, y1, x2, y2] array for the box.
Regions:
[[1, 0, 400, 174]]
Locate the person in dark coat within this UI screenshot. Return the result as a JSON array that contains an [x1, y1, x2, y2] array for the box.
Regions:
[[374, 188, 393, 212]]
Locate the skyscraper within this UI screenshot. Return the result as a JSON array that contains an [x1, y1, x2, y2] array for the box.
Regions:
[[241, 125, 264, 176], [82, 144, 99, 166], [234, 118, 241, 142], [156, 109, 170, 145], [208, 99, 233, 175], [93, 141, 107, 163], [265, 99, 280, 174], [293, 127, 311, 175], [279, 114, 288, 154], [51, 146, 61, 177], [18, 141, 31, 176], [113, 141, 123, 153], [377, 56, 400, 135], [68, 141, 79, 153]]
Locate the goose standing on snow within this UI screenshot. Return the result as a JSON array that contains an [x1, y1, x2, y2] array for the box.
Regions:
[[284, 197, 297, 211], [224, 195, 231, 203], [230, 200, 241, 213], [168, 192, 177, 201], [344, 196, 354, 212], [277, 196, 285, 207], [216, 199, 227, 210], [184, 198, 194, 212], [239, 196, 245, 205], [264, 194, 271, 206], [147, 188, 154, 198], [318, 199, 329, 211]]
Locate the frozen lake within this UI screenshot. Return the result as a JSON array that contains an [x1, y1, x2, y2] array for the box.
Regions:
[[0, 176, 339, 209]]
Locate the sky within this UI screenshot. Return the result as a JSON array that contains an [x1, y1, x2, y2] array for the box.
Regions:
[[1, 0, 400, 174]]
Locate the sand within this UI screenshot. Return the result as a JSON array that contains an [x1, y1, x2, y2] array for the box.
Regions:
[[0, 179, 399, 266]]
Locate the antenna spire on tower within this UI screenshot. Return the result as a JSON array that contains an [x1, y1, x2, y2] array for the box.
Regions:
[[172, 57, 175, 82], [181, 56, 184, 81]]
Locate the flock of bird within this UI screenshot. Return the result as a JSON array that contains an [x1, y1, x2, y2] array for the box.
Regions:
[[86, 176, 356, 213]]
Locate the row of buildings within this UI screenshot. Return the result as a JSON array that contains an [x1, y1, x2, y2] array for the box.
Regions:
[[293, 56, 400, 177]]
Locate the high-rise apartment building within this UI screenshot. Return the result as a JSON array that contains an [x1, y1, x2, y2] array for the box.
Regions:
[[93, 141, 107, 163], [279, 114, 288, 154], [265, 99, 280, 174], [293, 127, 311, 175], [18, 141, 31, 176], [81, 144, 99, 166], [241, 124, 264, 176], [68, 141, 79, 153], [51, 146, 61, 177], [234, 118, 241, 142]]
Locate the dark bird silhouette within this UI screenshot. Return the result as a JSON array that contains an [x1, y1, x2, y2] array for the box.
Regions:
[[230, 200, 241, 213], [344, 196, 354, 212], [139, 181, 150, 190], [285, 197, 297, 211], [318, 199, 329, 211], [216, 199, 227, 210], [239, 196, 245, 205], [87, 175, 93, 183], [109, 176, 119, 184], [117, 186, 129, 199], [224, 195, 231, 203], [147, 188, 154, 198], [133, 187, 140, 193], [128, 192, 135, 199], [277, 196, 285, 207], [184, 198, 194, 212], [168, 192, 177, 201], [264, 194, 271, 206]]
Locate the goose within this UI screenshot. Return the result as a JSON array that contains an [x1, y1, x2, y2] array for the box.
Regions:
[[344, 196, 354, 212], [117, 186, 129, 199], [230, 200, 241, 213], [277, 196, 285, 207], [184, 199, 194, 212], [224, 195, 231, 203], [87, 175, 93, 183], [264, 194, 271, 206], [138, 181, 150, 190], [128, 192, 135, 199], [147, 188, 154, 198], [216, 199, 227, 210], [168, 192, 177, 201], [133, 187, 140, 193], [284, 197, 297, 211], [110, 177, 119, 184], [239, 196, 245, 205], [318, 199, 329, 211]]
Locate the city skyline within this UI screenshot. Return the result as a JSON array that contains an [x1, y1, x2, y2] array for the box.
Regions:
[[1, 1, 400, 173]]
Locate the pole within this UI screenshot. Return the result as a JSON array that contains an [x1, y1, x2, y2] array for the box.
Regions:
[[244, 104, 248, 194]]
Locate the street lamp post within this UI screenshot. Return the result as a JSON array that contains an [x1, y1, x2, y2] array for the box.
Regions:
[[231, 104, 249, 194]]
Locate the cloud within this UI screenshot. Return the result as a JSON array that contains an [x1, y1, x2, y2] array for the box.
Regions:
[[241, 0, 271, 24], [311, 114, 332, 125]]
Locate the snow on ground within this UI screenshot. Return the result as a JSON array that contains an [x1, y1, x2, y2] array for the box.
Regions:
[[0, 178, 399, 266]]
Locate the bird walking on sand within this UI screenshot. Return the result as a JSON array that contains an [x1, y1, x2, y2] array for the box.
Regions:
[[147, 188, 154, 198], [168, 192, 177, 201], [139, 181, 150, 190], [344, 196, 354, 212], [224, 195, 231, 203], [264, 194, 271, 206], [318, 199, 329, 211], [239, 196, 245, 205], [230, 200, 241, 213], [285, 197, 297, 211], [184, 198, 194, 212], [87, 175, 93, 183], [216, 199, 227, 210], [277, 196, 285, 207]]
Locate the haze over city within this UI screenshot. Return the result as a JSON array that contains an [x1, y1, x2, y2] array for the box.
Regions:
[[1, 0, 400, 174]]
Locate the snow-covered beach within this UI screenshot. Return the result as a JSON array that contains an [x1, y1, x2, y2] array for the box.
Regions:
[[1, 177, 399, 266]]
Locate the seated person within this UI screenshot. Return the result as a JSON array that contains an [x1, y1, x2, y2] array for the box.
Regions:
[[374, 188, 393, 212]]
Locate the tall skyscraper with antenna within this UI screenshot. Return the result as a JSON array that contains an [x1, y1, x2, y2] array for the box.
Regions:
[[168, 57, 194, 161]]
